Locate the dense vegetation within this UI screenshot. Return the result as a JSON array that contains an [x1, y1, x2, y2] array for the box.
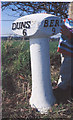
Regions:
[[2, 40, 73, 119]]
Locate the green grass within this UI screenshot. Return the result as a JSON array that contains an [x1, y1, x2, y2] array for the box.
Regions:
[[2, 39, 73, 119], [2, 40, 59, 76], [2, 40, 30, 93], [49, 41, 59, 54], [2, 40, 60, 93], [2, 40, 30, 73]]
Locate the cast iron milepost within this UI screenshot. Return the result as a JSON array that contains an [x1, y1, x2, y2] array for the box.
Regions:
[[12, 13, 64, 114]]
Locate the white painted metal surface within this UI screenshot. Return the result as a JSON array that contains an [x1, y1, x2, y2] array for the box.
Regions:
[[12, 13, 64, 37], [12, 13, 64, 114], [30, 38, 56, 114]]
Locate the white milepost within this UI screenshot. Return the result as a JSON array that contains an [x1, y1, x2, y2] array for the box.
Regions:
[[12, 13, 64, 114]]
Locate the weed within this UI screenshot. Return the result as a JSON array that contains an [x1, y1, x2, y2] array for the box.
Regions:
[[2, 40, 73, 119]]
